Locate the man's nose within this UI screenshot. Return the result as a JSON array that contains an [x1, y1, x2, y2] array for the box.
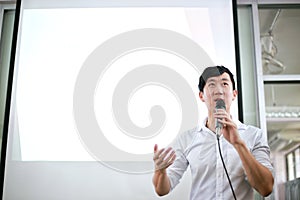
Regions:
[[214, 84, 224, 95]]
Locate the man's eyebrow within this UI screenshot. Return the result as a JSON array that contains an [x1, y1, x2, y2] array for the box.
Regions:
[[206, 78, 216, 82], [207, 77, 230, 82], [221, 78, 231, 81]]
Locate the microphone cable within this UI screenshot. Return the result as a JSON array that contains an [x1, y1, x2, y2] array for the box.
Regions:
[[216, 133, 237, 200]]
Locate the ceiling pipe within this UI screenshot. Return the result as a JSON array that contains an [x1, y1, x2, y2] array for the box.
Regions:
[[268, 9, 282, 35]]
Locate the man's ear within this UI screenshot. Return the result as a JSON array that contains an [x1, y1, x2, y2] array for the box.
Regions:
[[232, 90, 238, 100], [199, 92, 205, 102]]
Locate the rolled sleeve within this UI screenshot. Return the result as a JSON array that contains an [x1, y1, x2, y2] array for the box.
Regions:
[[167, 150, 189, 190], [251, 128, 274, 175]]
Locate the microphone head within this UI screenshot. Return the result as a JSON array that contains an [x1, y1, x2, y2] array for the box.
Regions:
[[215, 99, 226, 136], [215, 99, 226, 110]]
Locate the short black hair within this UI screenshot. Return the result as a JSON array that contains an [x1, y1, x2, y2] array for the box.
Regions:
[[198, 65, 235, 92]]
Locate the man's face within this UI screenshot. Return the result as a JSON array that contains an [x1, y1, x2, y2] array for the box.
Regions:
[[199, 72, 237, 114]]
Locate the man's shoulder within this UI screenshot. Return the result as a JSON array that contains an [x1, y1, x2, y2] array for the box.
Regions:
[[236, 120, 262, 133], [238, 123, 267, 145], [179, 126, 199, 138], [240, 123, 262, 134], [171, 127, 199, 150]]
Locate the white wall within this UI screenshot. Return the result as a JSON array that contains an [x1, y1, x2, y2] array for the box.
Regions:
[[4, 161, 191, 200]]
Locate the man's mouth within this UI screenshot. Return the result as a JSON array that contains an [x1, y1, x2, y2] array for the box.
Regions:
[[214, 98, 224, 102]]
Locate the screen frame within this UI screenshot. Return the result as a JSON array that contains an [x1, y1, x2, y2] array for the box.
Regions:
[[0, 0, 242, 197]]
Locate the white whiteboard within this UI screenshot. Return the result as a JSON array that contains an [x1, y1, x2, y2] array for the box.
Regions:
[[4, 0, 237, 199]]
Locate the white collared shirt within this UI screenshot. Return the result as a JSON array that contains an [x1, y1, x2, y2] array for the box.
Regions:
[[167, 119, 273, 200]]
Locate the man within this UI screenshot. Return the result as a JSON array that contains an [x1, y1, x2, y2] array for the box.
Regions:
[[152, 66, 274, 200]]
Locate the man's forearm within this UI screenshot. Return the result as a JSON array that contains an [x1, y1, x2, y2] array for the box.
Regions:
[[234, 141, 274, 196], [152, 170, 171, 196]]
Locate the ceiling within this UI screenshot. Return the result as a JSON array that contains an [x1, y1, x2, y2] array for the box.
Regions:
[[258, 8, 300, 150]]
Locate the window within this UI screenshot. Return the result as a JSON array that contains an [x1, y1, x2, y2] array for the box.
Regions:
[[258, 7, 300, 152], [0, 6, 15, 161], [286, 146, 300, 181]]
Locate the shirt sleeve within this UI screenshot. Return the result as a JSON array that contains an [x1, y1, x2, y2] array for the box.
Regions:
[[167, 131, 192, 190], [251, 127, 274, 175]]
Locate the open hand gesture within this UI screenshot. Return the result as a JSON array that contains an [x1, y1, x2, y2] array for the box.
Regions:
[[153, 144, 176, 172]]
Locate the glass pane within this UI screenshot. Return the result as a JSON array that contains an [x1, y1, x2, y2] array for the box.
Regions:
[[0, 9, 15, 159], [259, 9, 300, 75], [295, 147, 300, 178], [287, 152, 295, 181], [264, 84, 300, 108], [265, 84, 300, 147], [238, 6, 258, 126]]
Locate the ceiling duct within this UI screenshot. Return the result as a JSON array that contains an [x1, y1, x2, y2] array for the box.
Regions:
[[269, 130, 300, 151], [261, 9, 286, 74]]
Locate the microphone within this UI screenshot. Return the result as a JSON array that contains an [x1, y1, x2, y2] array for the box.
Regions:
[[215, 99, 226, 138]]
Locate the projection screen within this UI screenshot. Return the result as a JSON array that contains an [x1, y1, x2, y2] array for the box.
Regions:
[[2, 0, 239, 199]]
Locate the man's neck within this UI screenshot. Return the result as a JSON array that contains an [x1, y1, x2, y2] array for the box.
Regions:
[[206, 117, 215, 133]]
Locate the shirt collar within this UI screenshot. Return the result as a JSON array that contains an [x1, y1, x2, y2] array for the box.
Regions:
[[197, 117, 247, 132]]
